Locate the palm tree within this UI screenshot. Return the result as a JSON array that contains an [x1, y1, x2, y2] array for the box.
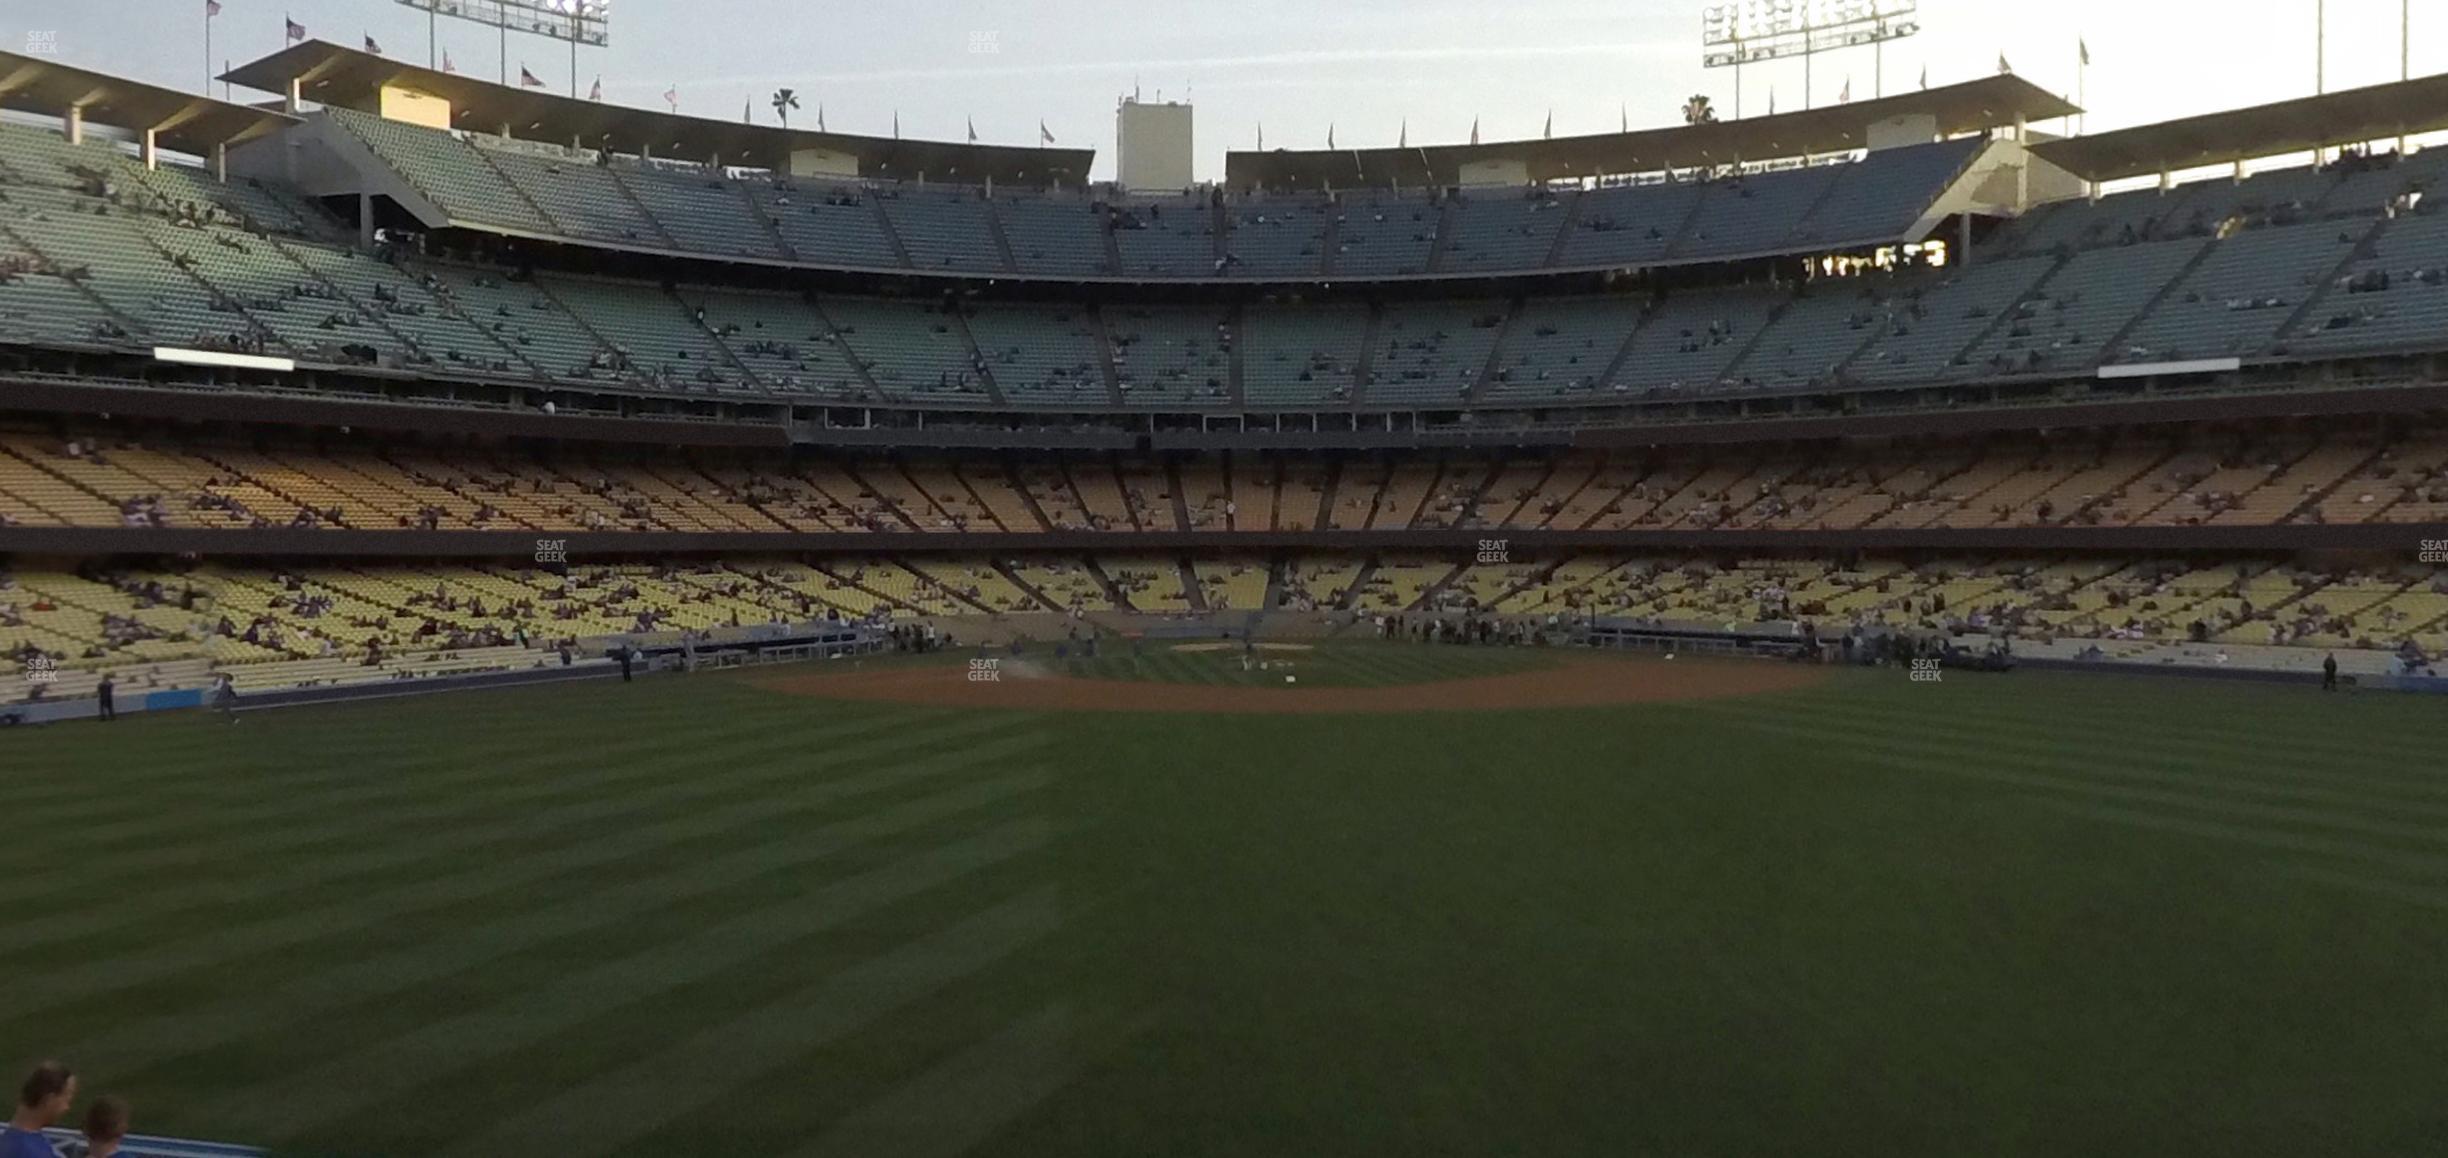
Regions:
[[771, 88, 801, 128], [1682, 94, 1718, 126]]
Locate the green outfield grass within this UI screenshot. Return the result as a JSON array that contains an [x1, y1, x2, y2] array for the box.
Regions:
[[1035, 638, 1563, 686], [2, 650, 2443, 1156]]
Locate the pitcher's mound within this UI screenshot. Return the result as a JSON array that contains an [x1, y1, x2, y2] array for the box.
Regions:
[[757, 654, 1825, 715]]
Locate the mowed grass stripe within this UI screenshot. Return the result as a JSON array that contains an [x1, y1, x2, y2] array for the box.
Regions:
[[1808, 679, 2448, 769], [2284, 865, 2448, 911], [437, 887, 1066, 1158], [1742, 685, 2448, 793], [1697, 698, 2448, 847], [0, 727, 1053, 1017], [0, 690, 786, 812], [1788, 672, 2448, 763], [0, 706, 955, 904], [214, 824, 1060, 1144], [2030, 798, 2448, 879], [62, 768, 1054, 1081], [0, 706, 947, 870], [0, 710, 1016, 925], [780, 1004, 1109, 1158], [1695, 698, 2448, 819], [1691, 705, 2448, 869]]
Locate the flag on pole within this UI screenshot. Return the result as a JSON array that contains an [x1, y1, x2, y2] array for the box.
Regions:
[[285, 16, 305, 42], [1327, 123, 1336, 149], [588, 77, 602, 102], [1469, 117, 1479, 146], [1542, 110, 1553, 139], [816, 104, 826, 132], [742, 95, 750, 123], [205, 0, 221, 17], [1620, 104, 1629, 134], [1998, 52, 2012, 75], [443, 50, 457, 74], [1256, 122, 1264, 150], [1839, 77, 1851, 104], [1919, 65, 1928, 90], [364, 34, 381, 55], [967, 117, 978, 143], [1039, 120, 1055, 145], [662, 85, 677, 112], [1398, 118, 1407, 148], [1769, 88, 1777, 116], [2079, 38, 2091, 67], [520, 66, 545, 88], [893, 110, 900, 138]]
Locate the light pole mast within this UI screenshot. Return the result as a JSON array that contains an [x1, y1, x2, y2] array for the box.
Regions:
[[1702, 2, 1920, 125]]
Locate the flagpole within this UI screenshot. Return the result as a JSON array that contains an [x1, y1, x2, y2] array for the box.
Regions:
[[427, 5, 436, 69], [203, 6, 212, 96], [2316, 0, 2325, 95]]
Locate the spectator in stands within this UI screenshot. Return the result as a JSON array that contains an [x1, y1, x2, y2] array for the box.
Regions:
[[3, 1062, 76, 1158], [66, 1096, 126, 1158]]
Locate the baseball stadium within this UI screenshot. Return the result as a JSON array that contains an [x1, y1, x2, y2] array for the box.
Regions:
[[2, 0, 2446, 1153]]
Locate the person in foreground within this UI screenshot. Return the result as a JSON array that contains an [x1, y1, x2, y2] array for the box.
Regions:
[[1, 1063, 74, 1158]]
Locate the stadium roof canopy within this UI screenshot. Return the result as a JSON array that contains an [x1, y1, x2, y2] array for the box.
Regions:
[[0, 49, 296, 156], [1223, 75, 2078, 190], [2027, 72, 2448, 183], [221, 41, 1096, 185]]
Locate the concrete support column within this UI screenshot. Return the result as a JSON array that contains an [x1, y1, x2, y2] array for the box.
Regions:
[[213, 142, 227, 182], [284, 79, 301, 115], [360, 192, 376, 248], [140, 129, 158, 171], [65, 104, 82, 145], [2159, 169, 2174, 192]]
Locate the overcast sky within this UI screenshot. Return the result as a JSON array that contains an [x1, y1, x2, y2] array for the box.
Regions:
[[9, 0, 2435, 180]]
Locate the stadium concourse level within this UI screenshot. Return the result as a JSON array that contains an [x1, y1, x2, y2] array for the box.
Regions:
[[5, 419, 2448, 534], [11, 119, 2448, 410], [7, 552, 2445, 706]]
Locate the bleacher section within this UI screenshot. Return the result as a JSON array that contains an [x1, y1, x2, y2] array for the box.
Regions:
[[15, 550, 2440, 704], [8, 422, 2444, 538]]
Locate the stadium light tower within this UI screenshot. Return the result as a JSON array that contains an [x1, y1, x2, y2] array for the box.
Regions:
[[394, 0, 610, 97], [1702, 0, 1920, 117]]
